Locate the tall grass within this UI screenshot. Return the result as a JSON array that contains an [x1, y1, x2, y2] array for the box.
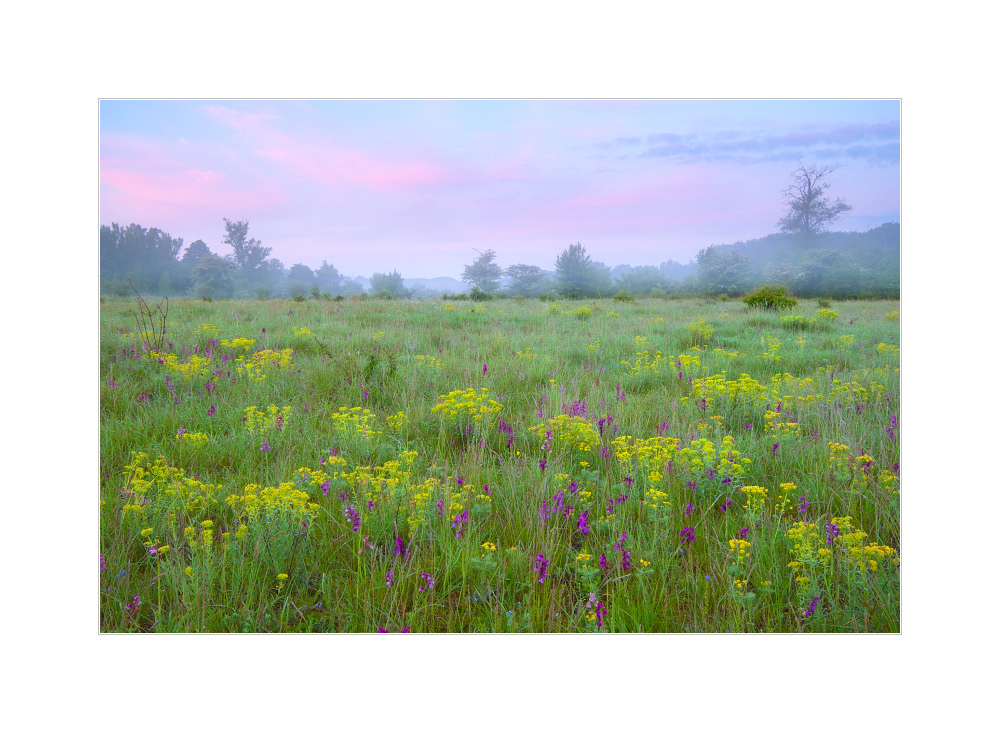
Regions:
[[100, 296, 900, 632]]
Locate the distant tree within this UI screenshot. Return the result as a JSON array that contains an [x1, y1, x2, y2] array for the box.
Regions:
[[554, 243, 611, 298], [616, 265, 668, 295], [193, 253, 234, 299], [182, 239, 211, 265], [288, 263, 316, 285], [370, 269, 409, 298], [223, 219, 272, 271], [100, 222, 185, 293], [696, 247, 753, 296], [505, 264, 551, 297], [777, 163, 852, 239], [315, 260, 343, 293], [462, 249, 503, 292]]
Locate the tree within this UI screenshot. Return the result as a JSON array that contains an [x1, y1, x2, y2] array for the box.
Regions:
[[193, 253, 234, 299], [223, 218, 273, 272], [315, 260, 343, 294], [182, 239, 211, 265], [462, 249, 503, 292], [615, 265, 668, 295], [554, 243, 611, 298], [505, 264, 551, 297], [696, 246, 753, 296], [370, 269, 409, 299], [777, 163, 852, 239]]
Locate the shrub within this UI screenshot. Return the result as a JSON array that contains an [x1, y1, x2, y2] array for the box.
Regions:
[[255, 286, 271, 300], [816, 309, 839, 322], [334, 295, 345, 302], [716, 293, 731, 302], [469, 286, 494, 302], [539, 293, 557, 302], [573, 306, 593, 321], [292, 294, 306, 303], [613, 290, 635, 302], [742, 284, 797, 311], [817, 298, 831, 308], [310, 286, 321, 300], [685, 317, 714, 345]]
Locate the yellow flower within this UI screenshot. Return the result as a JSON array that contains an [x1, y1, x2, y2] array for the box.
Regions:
[[184, 566, 193, 577], [481, 542, 496, 551]]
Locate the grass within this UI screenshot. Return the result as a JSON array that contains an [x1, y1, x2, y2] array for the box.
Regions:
[[100, 295, 900, 632]]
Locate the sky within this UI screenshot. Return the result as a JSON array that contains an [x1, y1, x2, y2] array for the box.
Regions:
[[100, 100, 900, 279]]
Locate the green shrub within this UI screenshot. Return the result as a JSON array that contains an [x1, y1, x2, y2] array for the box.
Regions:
[[539, 293, 557, 302], [817, 298, 831, 308], [469, 286, 494, 302], [613, 290, 635, 302], [742, 284, 797, 311], [816, 308, 839, 322]]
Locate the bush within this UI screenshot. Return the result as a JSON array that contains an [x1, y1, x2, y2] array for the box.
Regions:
[[816, 308, 839, 322], [255, 286, 271, 300], [310, 286, 321, 300], [817, 298, 831, 308], [716, 293, 731, 302], [539, 293, 557, 302], [469, 286, 494, 302], [613, 290, 635, 302], [573, 306, 593, 321], [742, 284, 797, 311], [334, 295, 345, 302], [292, 294, 306, 303]]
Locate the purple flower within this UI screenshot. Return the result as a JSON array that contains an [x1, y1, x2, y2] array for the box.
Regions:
[[176, 427, 185, 437], [825, 522, 840, 544], [320, 480, 330, 498], [482, 363, 488, 376], [125, 593, 141, 618], [451, 508, 469, 538], [595, 603, 608, 628], [621, 549, 631, 572], [482, 484, 491, 496], [260, 441, 271, 452], [599, 445, 610, 458], [108, 380, 117, 390], [100, 553, 106, 573], [385, 569, 395, 587], [612, 532, 627, 552], [207, 404, 216, 418], [717, 498, 734, 513], [534, 553, 550, 584], [377, 626, 388, 632], [804, 595, 820, 618], [418, 572, 435, 591], [798, 496, 811, 514], [680, 527, 696, 544], [772, 442, 780, 456], [362, 388, 369, 400], [658, 420, 669, 436], [344, 505, 360, 533], [539, 459, 547, 471], [394, 537, 408, 557], [739, 526, 750, 540], [599, 553, 607, 571], [436, 498, 445, 516], [684, 502, 695, 517], [686, 480, 697, 493], [577, 511, 590, 534], [744, 422, 752, 431]]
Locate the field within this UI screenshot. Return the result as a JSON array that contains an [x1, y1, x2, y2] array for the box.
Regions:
[[99, 295, 900, 632]]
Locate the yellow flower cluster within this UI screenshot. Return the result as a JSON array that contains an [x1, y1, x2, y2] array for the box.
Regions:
[[816, 309, 839, 322], [293, 327, 313, 338], [226, 482, 318, 524], [877, 342, 901, 356], [728, 538, 751, 560], [194, 323, 221, 339], [245, 405, 293, 435], [885, 311, 900, 321], [759, 335, 782, 362], [531, 414, 602, 454], [386, 411, 408, 432], [741, 485, 768, 514], [234, 348, 294, 381], [685, 318, 714, 344], [221, 337, 256, 351], [517, 347, 538, 359], [331, 406, 381, 439], [148, 351, 215, 378], [176, 431, 209, 447], [431, 388, 502, 422], [414, 354, 442, 369]]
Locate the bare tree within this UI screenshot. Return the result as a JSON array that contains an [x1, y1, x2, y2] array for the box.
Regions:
[[778, 163, 852, 238]]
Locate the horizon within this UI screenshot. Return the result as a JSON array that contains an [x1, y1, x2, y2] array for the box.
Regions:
[[100, 100, 900, 279]]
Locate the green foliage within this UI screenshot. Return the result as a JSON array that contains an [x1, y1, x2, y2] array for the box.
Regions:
[[469, 286, 494, 302], [462, 250, 503, 293], [817, 298, 831, 308], [554, 243, 612, 298], [370, 270, 409, 299], [742, 284, 798, 311], [613, 290, 635, 302], [505, 264, 551, 297]]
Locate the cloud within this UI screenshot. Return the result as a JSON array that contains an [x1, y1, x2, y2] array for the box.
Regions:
[[630, 121, 899, 166]]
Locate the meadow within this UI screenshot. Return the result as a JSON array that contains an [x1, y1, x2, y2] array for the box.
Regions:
[[99, 294, 900, 632]]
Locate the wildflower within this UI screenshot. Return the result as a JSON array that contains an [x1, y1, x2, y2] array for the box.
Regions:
[[260, 441, 271, 452], [772, 442, 780, 456], [451, 509, 469, 539], [684, 502, 695, 517], [534, 553, 550, 584], [385, 569, 395, 587], [394, 538, 409, 557], [100, 553, 106, 573], [207, 404, 216, 417], [621, 549, 631, 571], [125, 594, 141, 618], [623, 476, 633, 490], [577, 511, 590, 534], [419, 572, 435, 591], [798, 496, 811, 514], [825, 522, 840, 544], [613, 533, 627, 551], [804, 595, 820, 618], [680, 527, 696, 544], [599, 553, 607, 571], [344, 505, 360, 533], [739, 527, 750, 540], [482, 484, 491, 496], [482, 363, 488, 376], [435, 498, 445, 516], [320, 480, 330, 498], [717, 498, 734, 512], [481, 542, 496, 551], [539, 459, 547, 471]]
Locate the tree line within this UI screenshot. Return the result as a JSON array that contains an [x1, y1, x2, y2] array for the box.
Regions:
[[100, 164, 899, 300]]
